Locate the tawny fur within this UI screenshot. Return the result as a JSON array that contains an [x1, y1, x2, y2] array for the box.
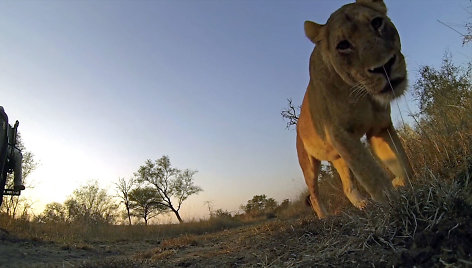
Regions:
[[297, 0, 413, 219]]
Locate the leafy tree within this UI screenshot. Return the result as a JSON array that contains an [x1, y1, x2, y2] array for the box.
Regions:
[[37, 202, 66, 223], [135, 155, 202, 223], [64, 180, 118, 224], [63, 198, 81, 223], [277, 199, 290, 211], [414, 55, 472, 123], [242, 194, 278, 217], [129, 187, 167, 225], [400, 55, 472, 180], [115, 177, 134, 225]]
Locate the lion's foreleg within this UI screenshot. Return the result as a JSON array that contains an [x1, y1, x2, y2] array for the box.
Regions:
[[332, 158, 368, 209], [330, 129, 393, 203], [369, 126, 413, 188]]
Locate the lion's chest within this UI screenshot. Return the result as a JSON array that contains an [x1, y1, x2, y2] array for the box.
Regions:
[[300, 99, 392, 161], [342, 101, 392, 136]]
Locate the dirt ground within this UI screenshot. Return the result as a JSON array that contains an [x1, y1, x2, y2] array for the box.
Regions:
[[1, 210, 471, 268], [0, 228, 158, 267]]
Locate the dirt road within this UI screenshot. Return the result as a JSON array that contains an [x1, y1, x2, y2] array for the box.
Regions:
[[1, 211, 471, 267], [0, 218, 396, 267]]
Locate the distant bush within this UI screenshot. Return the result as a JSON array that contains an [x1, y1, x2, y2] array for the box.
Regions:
[[35, 180, 118, 225], [241, 194, 278, 218], [238, 195, 297, 220], [210, 209, 233, 220]]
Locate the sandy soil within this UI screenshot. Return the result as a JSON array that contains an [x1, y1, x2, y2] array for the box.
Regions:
[[0, 225, 263, 268]]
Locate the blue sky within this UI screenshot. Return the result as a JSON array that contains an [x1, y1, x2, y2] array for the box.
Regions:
[[0, 0, 470, 221]]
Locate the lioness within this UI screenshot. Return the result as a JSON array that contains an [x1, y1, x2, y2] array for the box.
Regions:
[[297, 0, 413, 219]]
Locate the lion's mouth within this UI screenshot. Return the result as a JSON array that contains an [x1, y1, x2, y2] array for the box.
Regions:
[[367, 55, 404, 94], [379, 77, 405, 94], [369, 55, 397, 76], [368, 55, 396, 75]]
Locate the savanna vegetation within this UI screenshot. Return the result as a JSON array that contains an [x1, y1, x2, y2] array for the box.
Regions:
[[28, 155, 202, 226], [1, 20, 472, 267], [0, 54, 470, 267]]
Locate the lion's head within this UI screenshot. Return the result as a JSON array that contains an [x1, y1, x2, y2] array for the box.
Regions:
[[304, 0, 407, 105]]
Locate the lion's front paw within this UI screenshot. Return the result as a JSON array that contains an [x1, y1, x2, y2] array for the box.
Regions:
[[354, 199, 368, 210], [346, 189, 368, 210], [392, 177, 406, 188]]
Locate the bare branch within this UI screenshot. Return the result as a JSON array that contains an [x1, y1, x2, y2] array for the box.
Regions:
[[281, 98, 300, 130]]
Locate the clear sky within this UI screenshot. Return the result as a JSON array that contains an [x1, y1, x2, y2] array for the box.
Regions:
[[0, 0, 470, 222]]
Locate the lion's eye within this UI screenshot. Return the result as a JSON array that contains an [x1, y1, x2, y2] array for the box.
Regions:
[[336, 40, 352, 52]]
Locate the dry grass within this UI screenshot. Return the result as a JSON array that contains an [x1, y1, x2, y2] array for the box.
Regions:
[[3, 154, 471, 267], [97, 172, 469, 267], [2, 125, 471, 268], [0, 212, 248, 248], [124, 175, 468, 267]]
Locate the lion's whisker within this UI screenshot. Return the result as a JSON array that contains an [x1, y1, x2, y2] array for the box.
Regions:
[[355, 90, 368, 103], [349, 83, 364, 96], [350, 81, 368, 103]]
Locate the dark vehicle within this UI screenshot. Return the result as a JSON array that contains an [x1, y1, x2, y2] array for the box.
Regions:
[[0, 106, 24, 207]]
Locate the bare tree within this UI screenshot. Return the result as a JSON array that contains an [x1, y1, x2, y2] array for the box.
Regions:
[[204, 200, 214, 217], [436, 1, 472, 45], [281, 98, 300, 130], [135, 156, 202, 223], [115, 177, 134, 225], [465, 0, 472, 44]]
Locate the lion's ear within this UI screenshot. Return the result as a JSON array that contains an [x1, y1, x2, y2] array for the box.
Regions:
[[356, 0, 387, 14], [304, 21, 324, 44]]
